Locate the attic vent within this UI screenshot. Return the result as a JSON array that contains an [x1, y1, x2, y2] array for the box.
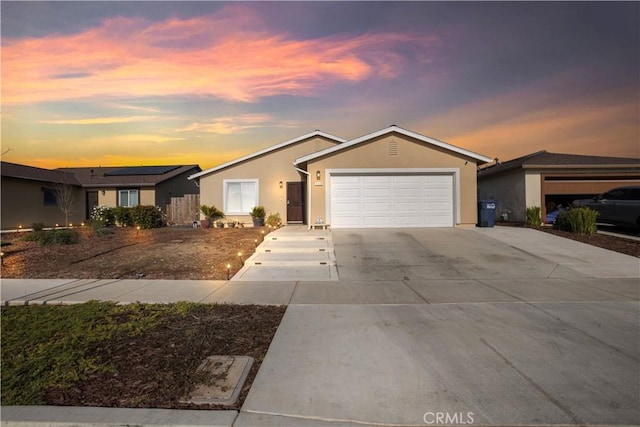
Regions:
[[388, 140, 398, 156]]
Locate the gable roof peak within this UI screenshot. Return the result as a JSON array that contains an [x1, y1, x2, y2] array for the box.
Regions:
[[295, 125, 492, 165], [189, 130, 346, 180]]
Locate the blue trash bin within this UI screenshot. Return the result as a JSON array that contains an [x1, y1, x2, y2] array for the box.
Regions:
[[478, 200, 496, 227]]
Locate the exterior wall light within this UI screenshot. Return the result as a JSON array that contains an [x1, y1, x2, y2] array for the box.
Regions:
[[316, 170, 321, 180], [279, 181, 283, 188]]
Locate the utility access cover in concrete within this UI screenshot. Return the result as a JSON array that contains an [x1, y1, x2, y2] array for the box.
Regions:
[[183, 355, 253, 406]]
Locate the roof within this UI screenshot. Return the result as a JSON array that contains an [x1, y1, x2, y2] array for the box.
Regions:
[[57, 165, 201, 187], [188, 130, 346, 180], [1, 161, 81, 185], [294, 125, 492, 165], [478, 150, 640, 178]]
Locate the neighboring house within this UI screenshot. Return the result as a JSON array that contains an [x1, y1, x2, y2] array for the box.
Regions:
[[58, 165, 201, 219], [1, 161, 84, 229], [190, 125, 492, 228], [477, 150, 640, 222], [1, 162, 201, 230]]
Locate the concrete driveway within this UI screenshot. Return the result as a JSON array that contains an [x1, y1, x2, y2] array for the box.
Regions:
[[238, 227, 639, 426]]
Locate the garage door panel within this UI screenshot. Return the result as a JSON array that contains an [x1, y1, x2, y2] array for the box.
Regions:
[[330, 173, 454, 228]]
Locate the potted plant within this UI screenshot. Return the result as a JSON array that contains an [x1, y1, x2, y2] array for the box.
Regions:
[[227, 218, 238, 228], [199, 205, 224, 229], [250, 205, 266, 227], [215, 219, 225, 228]]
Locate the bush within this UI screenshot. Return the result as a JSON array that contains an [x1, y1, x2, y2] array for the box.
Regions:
[[31, 222, 45, 232], [90, 205, 115, 227], [525, 206, 543, 228], [266, 212, 282, 227], [113, 207, 134, 227], [199, 205, 224, 222], [131, 205, 165, 229], [554, 210, 572, 232], [22, 229, 80, 245]]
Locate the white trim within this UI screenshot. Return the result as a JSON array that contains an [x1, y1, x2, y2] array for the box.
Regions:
[[188, 131, 346, 180], [325, 168, 461, 226], [295, 125, 492, 165], [223, 178, 259, 215]]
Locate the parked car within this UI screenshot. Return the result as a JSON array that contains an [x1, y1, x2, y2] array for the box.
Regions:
[[573, 186, 640, 230]]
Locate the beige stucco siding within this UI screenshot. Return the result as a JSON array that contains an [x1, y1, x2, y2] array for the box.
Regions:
[[198, 136, 340, 224], [306, 134, 480, 226], [140, 188, 155, 206], [95, 188, 155, 207]]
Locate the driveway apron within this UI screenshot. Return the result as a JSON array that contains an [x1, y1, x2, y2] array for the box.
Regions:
[[239, 227, 640, 426]]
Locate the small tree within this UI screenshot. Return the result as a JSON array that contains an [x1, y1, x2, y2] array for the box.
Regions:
[[55, 182, 77, 227]]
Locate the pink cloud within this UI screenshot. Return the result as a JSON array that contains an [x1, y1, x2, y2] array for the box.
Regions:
[[2, 5, 436, 105]]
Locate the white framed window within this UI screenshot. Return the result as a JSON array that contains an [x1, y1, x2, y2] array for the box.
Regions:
[[223, 179, 258, 214], [118, 189, 139, 207]]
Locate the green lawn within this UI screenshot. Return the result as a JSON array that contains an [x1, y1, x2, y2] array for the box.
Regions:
[[1, 301, 194, 405]]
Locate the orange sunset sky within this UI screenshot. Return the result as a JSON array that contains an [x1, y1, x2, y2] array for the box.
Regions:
[[1, 1, 639, 170]]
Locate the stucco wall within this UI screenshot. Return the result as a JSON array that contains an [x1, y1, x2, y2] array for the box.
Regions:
[[197, 136, 340, 225], [478, 170, 526, 222], [1, 177, 84, 229], [306, 134, 481, 226]]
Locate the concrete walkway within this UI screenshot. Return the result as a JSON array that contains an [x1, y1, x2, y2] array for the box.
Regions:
[[2, 225, 639, 426], [232, 226, 338, 281]]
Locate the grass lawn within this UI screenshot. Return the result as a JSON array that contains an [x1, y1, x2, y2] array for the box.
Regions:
[[1, 301, 286, 409]]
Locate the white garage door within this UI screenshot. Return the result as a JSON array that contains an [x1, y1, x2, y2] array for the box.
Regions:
[[330, 174, 454, 228]]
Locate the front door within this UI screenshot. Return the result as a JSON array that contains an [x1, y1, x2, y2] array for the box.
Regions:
[[86, 191, 98, 220], [286, 182, 305, 224]]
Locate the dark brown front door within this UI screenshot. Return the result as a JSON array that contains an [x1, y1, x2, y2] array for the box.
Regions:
[[86, 191, 98, 220], [286, 182, 305, 224]]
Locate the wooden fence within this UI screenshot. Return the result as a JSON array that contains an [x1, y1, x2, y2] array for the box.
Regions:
[[166, 194, 200, 225]]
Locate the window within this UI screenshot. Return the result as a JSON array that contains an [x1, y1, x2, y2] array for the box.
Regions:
[[601, 189, 626, 201], [118, 189, 139, 207], [224, 180, 258, 214], [625, 188, 640, 201], [43, 188, 57, 206]]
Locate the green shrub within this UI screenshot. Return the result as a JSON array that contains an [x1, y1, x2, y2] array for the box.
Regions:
[[90, 205, 115, 227], [113, 206, 134, 227], [569, 207, 598, 235], [131, 205, 165, 229], [554, 210, 572, 232], [31, 222, 45, 232], [199, 205, 224, 222], [525, 206, 543, 228], [22, 230, 79, 245], [554, 207, 598, 235]]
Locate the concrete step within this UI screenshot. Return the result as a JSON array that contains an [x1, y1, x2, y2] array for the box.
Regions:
[[256, 246, 332, 253], [245, 260, 337, 267]]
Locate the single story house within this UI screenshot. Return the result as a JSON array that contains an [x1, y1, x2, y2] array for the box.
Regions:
[[59, 165, 201, 219], [1, 162, 201, 229], [189, 125, 492, 228], [477, 150, 640, 222], [1, 161, 84, 229]]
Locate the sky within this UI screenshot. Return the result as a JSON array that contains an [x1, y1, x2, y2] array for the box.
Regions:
[[1, 1, 639, 170]]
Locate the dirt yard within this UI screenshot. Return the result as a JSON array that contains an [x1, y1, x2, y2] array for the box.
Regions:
[[1, 226, 268, 280]]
